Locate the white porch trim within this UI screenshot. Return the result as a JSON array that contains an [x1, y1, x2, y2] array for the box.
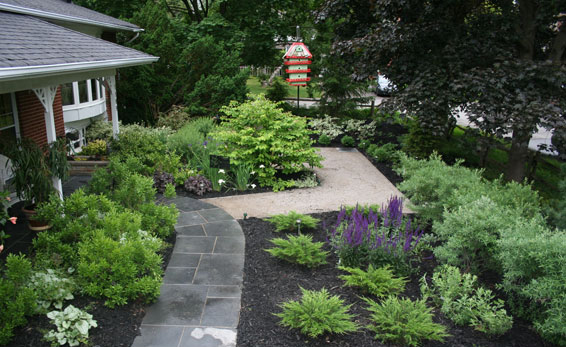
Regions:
[[105, 75, 120, 139], [32, 85, 63, 200]]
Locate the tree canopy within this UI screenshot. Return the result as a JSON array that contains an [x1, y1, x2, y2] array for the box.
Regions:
[[322, 0, 566, 181]]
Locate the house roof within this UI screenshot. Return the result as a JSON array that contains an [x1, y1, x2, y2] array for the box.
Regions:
[[0, 0, 140, 32], [0, 11, 158, 81]]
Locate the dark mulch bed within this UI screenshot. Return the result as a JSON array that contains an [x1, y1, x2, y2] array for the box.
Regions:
[[237, 213, 554, 347], [3, 228, 176, 347]]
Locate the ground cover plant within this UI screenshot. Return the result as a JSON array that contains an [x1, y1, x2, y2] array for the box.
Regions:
[[266, 234, 328, 268], [266, 211, 320, 233]]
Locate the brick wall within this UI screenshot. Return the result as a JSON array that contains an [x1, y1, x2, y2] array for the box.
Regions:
[[16, 87, 65, 147]]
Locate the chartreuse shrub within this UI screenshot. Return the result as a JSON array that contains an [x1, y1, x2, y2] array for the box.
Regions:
[[338, 265, 407, 297], [77, 230, 163, 308], [0, 254, 37, 344], [275, 287, 358, 338], [498, 218, 566, 345], [433, 197, 517, 275], [212, 94, 323, 191], [44, 305, 97, 347], [363, 296, 448, 346], [265, 234, 328, 268], [421, 265, 513, 336], [266, 211, 319, 232]]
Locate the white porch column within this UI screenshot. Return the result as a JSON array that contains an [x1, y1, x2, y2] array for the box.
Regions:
[[33, 86, 63, 200], [105, 75, 120, 139]]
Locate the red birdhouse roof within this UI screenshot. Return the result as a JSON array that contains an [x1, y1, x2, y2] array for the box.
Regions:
[[283, 42, 312, 59]]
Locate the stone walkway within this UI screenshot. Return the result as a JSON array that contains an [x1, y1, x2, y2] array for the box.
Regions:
[[132, 197, 244, 347]]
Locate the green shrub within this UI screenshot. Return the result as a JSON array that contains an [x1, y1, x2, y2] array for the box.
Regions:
[[358, 139, 371, 150], [275, 287, 358, 338], [77, 230, 163, 308], [395, 152, 484, 222], [266, 211, 319, 232], [498, 218, 566, 345], [308, 115, 344, 140], [113, 173, 156, 209], [80, 139, 107, 156], [0, 254, 37, 345], [266, 79, 288, 102], [111, 124, 172, 169], [156, 105, 192, 130], [343, 119, 377, 140], [421, 265, 513, 336], [29, 269, 76, 314], [44, 305, 97, 347], [433, 197, 517, 274], [363, 296, 449, 346], [265, 234, 328, 268], [318, 134, 331, 145], [166, 122, 206, 163], [87, 156, 147, 195], [85, 119, 113, 142], [212, 95, 323, 191], [340, 135, 355, 147], [366, 143, 399, 163], [138, 202, 178, 239], [164, 183, 177, 198], [402, 120, 441, 158], [338, 265, 407, 297]]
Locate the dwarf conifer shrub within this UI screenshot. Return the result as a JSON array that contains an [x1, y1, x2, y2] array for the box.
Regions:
[[275, 287, 358, 338], [212, 95, 323, 191], [338, 265, 407, 297], [266, 211, 319, 232], [341, 135, 355, 147], [265, 234, 328, 268], [318, 134, 331, 145], [363, 296, 449, 346], [421, 265, 513, 336]]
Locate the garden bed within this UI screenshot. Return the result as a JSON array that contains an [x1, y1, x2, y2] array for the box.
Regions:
[[237, 213, 553, 347]]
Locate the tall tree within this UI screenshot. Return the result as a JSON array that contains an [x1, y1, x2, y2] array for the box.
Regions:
[[322, 0, 566, 181]]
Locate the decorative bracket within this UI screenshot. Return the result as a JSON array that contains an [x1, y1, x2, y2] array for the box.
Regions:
[[32, 86, 58, 111]]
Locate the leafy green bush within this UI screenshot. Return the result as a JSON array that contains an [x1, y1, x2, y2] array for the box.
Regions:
[[112, 173, 156, 209], [77, 230, 163, 307], [275, 287, 358, 338], [366, 143, 399, 163], [164, 183, 176, 198], [402, 120, 442, 158], [212, 95, 323, 191], [29, 269, 76, 314], [395, 152, 484, 222], [111, 124, 172, 169], [433, 197, 517, 274], [80, 139, 107, 156], [156, 105, 192, 130], [308, 115, 344, 140], [138, 202, 178, 239], [363, 296, 448, 346], [421, 265, 513, 336], [498, 218, 566, 345], [44, 305, 97, 347], [266, 79, 288, 102], [544, 163, 566, 230], [0, 254, 37, 345], [318, 134, 331, 145], [358, 139, 371, 150], [265, 234, 328, 268], [266, 211, 319, 232], [341, 135, 355, 147], [166, 122, 207, 163], [338, 265, 407, 297], [85, 119, 113, 142], [343, 119, 377, 140]]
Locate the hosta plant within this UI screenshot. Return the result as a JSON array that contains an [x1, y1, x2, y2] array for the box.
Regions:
[[44, 305, 97, 347], [364, 296, 449, 346], [338, 265, 407, 297], [275, 287, 358, 338], [266, 211, 319, 233], [265, 234, 328, 268]]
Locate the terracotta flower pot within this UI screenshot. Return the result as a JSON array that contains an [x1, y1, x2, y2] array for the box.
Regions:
[[21, 205, 51, 231]]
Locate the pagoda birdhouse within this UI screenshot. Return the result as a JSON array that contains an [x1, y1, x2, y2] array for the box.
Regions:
[[284, 42, 312, 87]]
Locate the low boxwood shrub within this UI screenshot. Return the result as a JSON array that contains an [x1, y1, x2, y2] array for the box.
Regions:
[[433, 197, 517, 275], [265, 234, 328, 268], [275, 287, 358, 338], [212, 94, 323, 191], [338, 265, 407, 297], [340, 135, 355, 147], [318, 134, 331, 145], [113, 172, 156, 209], [266, 211, 319, 232], [77, 230, 163, 308], [421, 265, 513, 336], [138, 202, 178, 239], [363, 296, 449, 346], [498, 218, 566, 345], [0, 254, 37, 345]]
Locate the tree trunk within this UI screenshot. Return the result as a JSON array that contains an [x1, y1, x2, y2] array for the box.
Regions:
[[268, 65, 284, 85], [505, 129, 531, 182]]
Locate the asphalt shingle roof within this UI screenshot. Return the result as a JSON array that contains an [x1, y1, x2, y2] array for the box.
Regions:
[[0, 0, 139, 31], [0, 11, 155, 69]]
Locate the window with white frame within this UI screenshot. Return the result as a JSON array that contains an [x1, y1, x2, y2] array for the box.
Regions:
[[0, 93, 19, 149], [61, 79, 105, 108]]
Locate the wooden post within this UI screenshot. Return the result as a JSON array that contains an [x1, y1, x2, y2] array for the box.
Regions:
[[297, 86, 300, 108]]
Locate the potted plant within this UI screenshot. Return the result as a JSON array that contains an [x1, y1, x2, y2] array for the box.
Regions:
[[5, 138, 69, 230]]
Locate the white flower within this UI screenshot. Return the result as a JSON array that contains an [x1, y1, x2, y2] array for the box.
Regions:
[[218, 179, 225, 185], [218, 169, 225, 174], [250, 171, 255, 175], [251, 184, 256, 189], [259, 165, 265, 169]]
